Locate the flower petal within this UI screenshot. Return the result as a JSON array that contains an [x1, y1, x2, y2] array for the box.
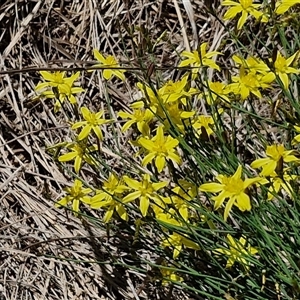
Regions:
[[199, 182, 223, 193]]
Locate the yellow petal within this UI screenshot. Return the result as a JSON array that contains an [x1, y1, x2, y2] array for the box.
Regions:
[[199, 182, 223, 193]]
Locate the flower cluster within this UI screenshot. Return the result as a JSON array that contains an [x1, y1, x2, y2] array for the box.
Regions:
[[34, 1, 300, 287]]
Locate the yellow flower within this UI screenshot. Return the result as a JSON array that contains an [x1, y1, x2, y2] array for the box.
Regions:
[[123, 174, 168, 217], [55, 179, 91, 214], [42, 84, 85, 112], [160, 75, 198, 105], [72, 107, 112, 141], [203, 81, 230, 105], [214, 234, 258, 271], [164, 181, 197, 221], [199, 165, 261, 221], [275, 0, 300, 14], [118, 107, 154, 136], [229, 69, 260, 99], [232, 55, 271, 75], [250, 144, 299, 176], [138, 125, 181, 172], [222, 0, 268, 30], [35, 71, 72, 91], [192, 115, 215, 137], [159, 264, 183, 286], [266, 170, 297, 201], [273, 51, 299, 89], [90, 173, 129, 222], [92, 49, 125, 81], [228, 68, 274, 100], [229, 66, 275, 100], [58, 141, 97, 173], [35, 71, 83, 111], [155, 207, 181, 227], [178, 43, 221, 77], [161, 102, 195, 133], [162, 232, 200, 259]]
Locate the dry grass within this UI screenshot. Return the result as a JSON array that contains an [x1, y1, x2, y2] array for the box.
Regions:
[[0, 1, 225, 299]]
